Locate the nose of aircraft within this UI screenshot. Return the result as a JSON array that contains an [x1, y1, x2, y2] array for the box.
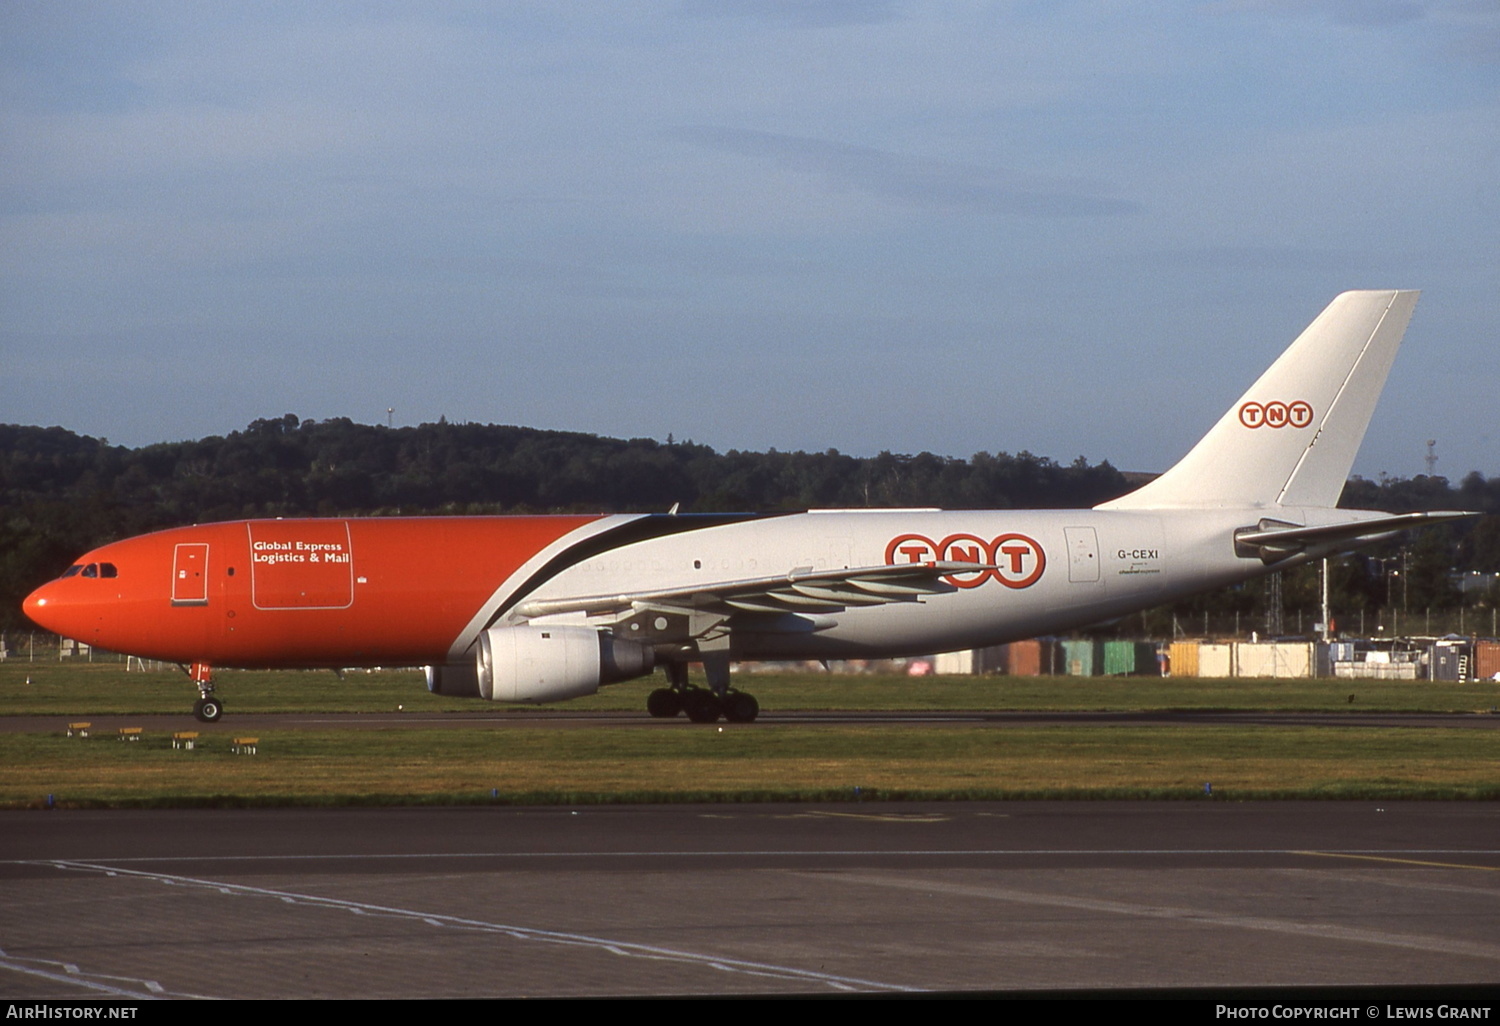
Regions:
[[22, 576, 100, 641], [23, 579, 66, 634]]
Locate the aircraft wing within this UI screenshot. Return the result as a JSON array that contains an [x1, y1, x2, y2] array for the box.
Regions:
[[1234, 510, 1479, 562], [513, 561, 979, 619]]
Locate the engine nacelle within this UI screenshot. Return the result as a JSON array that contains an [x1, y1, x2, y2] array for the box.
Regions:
[[475, 625, 655, 703], [425, 662, 483, 698]]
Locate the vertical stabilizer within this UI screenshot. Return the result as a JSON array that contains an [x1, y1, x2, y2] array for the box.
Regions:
[[1099, 290, 1418, 511]]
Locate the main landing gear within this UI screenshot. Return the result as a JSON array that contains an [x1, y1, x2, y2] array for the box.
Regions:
[[645, 661, 760, 723], [188, 662, 223, 722]]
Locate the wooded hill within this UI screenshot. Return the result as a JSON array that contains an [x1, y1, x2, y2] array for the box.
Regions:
[[3, 415, 1496, 634]]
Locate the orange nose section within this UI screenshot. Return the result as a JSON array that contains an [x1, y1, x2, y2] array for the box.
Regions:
[[22, 580, 68, 635]]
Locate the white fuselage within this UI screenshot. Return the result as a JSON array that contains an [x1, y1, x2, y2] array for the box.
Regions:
[[503, 507, 1315, 659]]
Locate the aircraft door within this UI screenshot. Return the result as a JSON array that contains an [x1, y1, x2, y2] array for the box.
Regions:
[[172, 543, 210, 606], [1063, 527, 1100, 584]]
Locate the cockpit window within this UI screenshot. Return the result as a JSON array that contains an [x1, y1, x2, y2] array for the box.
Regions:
[[59, 561, 118, 580]]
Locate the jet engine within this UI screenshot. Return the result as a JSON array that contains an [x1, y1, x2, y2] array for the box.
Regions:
[[474, 624, 655, 703], [424, 662, 483, 698]]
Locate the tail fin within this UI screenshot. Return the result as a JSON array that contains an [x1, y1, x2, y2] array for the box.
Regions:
[[1099, 290, 1418, 511]]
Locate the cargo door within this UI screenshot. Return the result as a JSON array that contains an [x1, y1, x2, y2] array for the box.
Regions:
[[171, 543, 210, 606]]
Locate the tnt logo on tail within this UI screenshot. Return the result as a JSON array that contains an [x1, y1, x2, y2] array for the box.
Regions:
[[1239, 400, 1313, 429], [885, 533, 1045, 589]]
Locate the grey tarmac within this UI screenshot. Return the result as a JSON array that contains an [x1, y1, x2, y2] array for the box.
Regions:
[[2, 708, 1498, 733], [3, 801, 1500, 998]]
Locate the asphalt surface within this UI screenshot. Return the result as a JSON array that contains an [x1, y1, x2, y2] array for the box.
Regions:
[[4, 801, 1500, 998], [3, 708, 1499, 733]]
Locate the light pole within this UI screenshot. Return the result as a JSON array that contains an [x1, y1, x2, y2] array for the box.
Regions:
[[1320, 557, 1330, 641]]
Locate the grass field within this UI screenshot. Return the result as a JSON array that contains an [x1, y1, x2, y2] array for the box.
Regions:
[[2, 662, 1497, 808], [3, 661, 1498, 715]]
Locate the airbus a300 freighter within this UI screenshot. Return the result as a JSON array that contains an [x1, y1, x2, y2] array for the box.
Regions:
[[23, 290, 1472, 723]]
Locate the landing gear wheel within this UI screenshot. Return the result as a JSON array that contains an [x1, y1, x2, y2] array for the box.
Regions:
[[646, 688, 682, 718], [682, 689, 723, 724], [722, 691, 759, 723], [194, 696, 223, 723]]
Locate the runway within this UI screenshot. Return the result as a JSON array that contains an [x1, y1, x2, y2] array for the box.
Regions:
[[4, 802, 1500, 997]]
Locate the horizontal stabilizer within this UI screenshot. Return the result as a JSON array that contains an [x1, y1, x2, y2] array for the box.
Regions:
[[1233, 510, 1478, 563]]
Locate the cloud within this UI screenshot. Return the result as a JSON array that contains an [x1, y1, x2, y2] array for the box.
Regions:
[[669, 126, 1142, 217]]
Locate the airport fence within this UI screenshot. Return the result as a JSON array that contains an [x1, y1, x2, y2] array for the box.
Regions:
[[0, 632, 172, 671], [1154, 606, 1498, 642]]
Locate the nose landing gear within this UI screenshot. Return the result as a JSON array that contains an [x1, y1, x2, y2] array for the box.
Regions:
[[188, 662, 222, 722]]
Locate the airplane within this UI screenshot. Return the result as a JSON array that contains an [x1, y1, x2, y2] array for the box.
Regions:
[[22, 290, 1476, 724]]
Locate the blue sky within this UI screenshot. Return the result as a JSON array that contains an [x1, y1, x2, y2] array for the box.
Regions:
[[3, 1, 1496, 481]]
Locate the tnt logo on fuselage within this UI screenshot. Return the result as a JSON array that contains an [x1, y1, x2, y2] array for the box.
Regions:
[[885, 533, 1046, 589]]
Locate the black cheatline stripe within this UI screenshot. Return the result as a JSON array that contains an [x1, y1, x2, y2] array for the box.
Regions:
[[479, 512, 796, 635]]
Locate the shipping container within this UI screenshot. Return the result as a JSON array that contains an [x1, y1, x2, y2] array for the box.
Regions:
[[1234, 642, 1313, 678], [1005, 639, 1043, 676], [1476, 641, 1500, 681], [1102, 640, 1136, 675], [1430, 640, 1472, 681], [1197, 643, 1233, 678], [934, 646, 1009, 675], [1314, 641, 1332, 678], [1062, 639, 1097, 676], [1168, 641, 1199, 677], [1335, 661, 1418, 680], [934, 650, 978, 675]]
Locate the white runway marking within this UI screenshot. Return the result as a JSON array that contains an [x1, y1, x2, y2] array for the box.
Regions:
[[33, 860, 920, 994], [816, 872, 1500, 963], [0, 945, 204, 1000]]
